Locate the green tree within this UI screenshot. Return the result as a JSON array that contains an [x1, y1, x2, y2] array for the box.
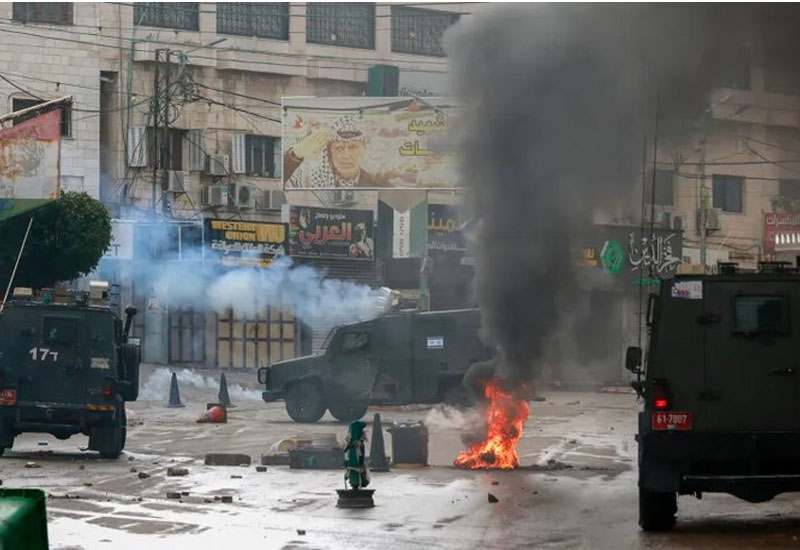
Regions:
[[0, 192, 112, 291]]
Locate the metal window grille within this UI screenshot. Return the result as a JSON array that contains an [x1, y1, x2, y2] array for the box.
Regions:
[[306, 3, 375, 50], [391, 6, 459, 57], [217, 3, 289, 40], [12, 3, 73, 25], [134, 2, 199, 31]]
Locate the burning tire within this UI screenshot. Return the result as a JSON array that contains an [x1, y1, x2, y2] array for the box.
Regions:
[[639, 487, 677, 531], [285, 381, 326, 423]]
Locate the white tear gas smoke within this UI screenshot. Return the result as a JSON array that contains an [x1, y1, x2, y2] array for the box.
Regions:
[[446, 4, 796, 385], [132, 242, 391, 326], [140, 367, 262, 401]]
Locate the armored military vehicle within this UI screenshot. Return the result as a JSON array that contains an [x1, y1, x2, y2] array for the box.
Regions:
[[0, 282, 140, 458], [628, 263, 800, 530], [258, 309, 495, 423]]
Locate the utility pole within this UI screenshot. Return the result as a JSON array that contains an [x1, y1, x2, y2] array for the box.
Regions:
[[151, 49, 162, 216], [161, 49, 172, 216], [699, 111, 708, 269]]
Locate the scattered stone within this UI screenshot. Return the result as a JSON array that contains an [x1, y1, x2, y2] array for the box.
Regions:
[[488, 494, 499, 504], [231, 475, 242, 479], [181, 491, 190, 496], [491, 481, 499, 486], [220, 495, 233, 503], [205, 453, 251, 466], [297, 529, 306, 536], [128, 456, 135, 461], [37, 441, 47, 446], [137, 472, 150, 479], [167, 466, 189, 477], [130, 468, 137, 473], [255, 466, 267, 473], [565, 401, 580, 406], [24, 462, 40, 469], [78, 465, 85, 470], [166, 492, 182, 499], [569, 439, 578, 445], [83, 482, 93, 487]]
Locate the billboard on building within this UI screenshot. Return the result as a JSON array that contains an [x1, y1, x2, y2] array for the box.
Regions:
[[204, 218, 287, 268], [288, 205, 374, 260], [282, 97, 457, 191], [427, 203, 466, 255], [764, 212, 800, 255], [0, 109, 61, 221]]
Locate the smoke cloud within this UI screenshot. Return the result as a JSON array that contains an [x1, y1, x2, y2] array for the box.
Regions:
[[446, 4, 796, 384]]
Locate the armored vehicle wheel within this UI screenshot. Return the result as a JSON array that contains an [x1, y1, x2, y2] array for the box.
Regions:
[[639, 487, 677, 531], [328, 395, 368, 423], [91, 402, 126, 459], [285, 381, 326, 423]]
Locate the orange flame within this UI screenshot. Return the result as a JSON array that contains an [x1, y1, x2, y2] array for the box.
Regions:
[[454, 377, 531, 469]]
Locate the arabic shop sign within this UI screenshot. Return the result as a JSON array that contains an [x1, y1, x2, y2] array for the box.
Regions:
[[204, 218, 287, 268], [586, 226, 683, 288], [427, 204, 466, 255], [288, 206, 374, 260]]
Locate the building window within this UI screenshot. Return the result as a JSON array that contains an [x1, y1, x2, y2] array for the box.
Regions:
[[12, 98, 71, 137], [391, 6, 459, 57], [780, 179, 800, 200], [645, 169, 675, 206], [217, 3, 289, 40], [712, 174, 744, 213], [12, 3, 73, 25], [306, 3, 375, 50], [246, 135, 280, 178], [134, 2, 199, 31]]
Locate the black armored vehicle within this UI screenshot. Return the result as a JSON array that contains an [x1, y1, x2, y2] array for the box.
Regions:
[[0, 283, 140, 458], [258, 308, 495, 423], [629, 262, 800, 530]]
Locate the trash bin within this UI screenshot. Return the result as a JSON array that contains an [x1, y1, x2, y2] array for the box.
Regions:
[[0, 489, 49, 550], [388, 422, 429, 467]]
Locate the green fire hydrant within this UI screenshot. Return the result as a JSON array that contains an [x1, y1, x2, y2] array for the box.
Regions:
[[336, 420, 375, 508]]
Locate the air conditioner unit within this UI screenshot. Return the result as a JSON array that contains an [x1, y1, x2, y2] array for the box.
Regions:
[[203, 185, 228, 206], [230, 184, 256, 209], [167, 170, 188, 192], [644, 205, 664, 225], [206, 154, 230, 176], [256, 189, 287, 211], [697, 207, 723, 232]]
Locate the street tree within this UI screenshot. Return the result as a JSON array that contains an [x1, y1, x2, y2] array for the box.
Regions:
[[0, 192, 112, 291]]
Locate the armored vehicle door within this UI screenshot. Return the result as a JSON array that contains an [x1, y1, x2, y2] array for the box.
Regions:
[[20, 311, 87, 405], [329, 322, 384, 401], [699, 279, 800, 432], [370, 316, 412, 405], [412, 314, 455, 402]]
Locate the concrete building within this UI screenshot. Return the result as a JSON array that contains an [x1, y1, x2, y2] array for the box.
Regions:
[[0, 2, 470, 369]]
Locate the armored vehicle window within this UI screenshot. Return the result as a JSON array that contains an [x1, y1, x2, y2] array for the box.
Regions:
[[43, 316, 79, 345], [341, 331, 369, 352], [733, 296, 789, 335]]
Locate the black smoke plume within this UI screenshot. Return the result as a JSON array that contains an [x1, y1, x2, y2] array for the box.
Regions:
[[446, 4, 800, 386]]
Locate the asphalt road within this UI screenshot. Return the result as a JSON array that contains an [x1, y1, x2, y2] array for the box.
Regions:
[[2, 366, 800, 549]]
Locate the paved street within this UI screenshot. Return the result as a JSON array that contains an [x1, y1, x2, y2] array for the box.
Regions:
[[0, 367, 796, 549]]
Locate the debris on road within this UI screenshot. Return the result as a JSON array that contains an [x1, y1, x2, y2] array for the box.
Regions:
[[197, 404, 227, 424], [255, 466, 267, 472], [24, 462, 41, 469], [78, 465, 85, 470], [297, 529, 306, 536], [166, 492, 182, 499], [37, 440, 47, 446], [491, 481, 499, 485], [137, 472, 150, 479], [488, 494, 499, 503], [230, 475, 242, 479], [205, 453, 251, 466], [167, 466, 189, 477]]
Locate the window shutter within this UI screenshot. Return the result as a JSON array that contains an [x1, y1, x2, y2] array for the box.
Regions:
[[232, 133, 246, 174], [272, 137, 282, 179], [127, 126, 148, 167], [183, 129, 206, 171]]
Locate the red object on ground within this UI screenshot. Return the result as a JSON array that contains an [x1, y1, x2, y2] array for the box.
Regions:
[[197, 405, 227, 423]]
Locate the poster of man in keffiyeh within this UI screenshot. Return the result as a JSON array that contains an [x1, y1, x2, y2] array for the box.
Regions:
[[282, 97, 457, 191]]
